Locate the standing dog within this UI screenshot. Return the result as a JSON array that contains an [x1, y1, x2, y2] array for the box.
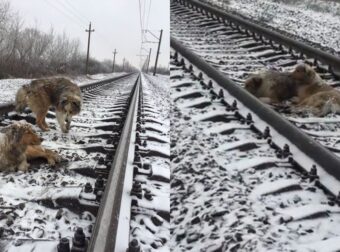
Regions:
[[0, 122, 60, 172], [15, 77, 82, 133], [244, 70, 299, 103]]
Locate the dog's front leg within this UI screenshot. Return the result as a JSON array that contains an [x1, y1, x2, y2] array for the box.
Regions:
[[56, 110, 68, 133], [18, 155, 29, 172], [65, 115, 72, 132]]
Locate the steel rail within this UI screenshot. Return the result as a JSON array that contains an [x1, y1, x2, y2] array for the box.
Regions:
[[175, 0, 340, 76], [87, 74, 140, 252], [0, 73, 135, 116], [171, 36, 340, 181]]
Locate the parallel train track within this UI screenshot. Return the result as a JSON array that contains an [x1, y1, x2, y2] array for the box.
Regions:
[[170, 0, 340, 251], [0, 73, 169, 251], [171, 0, 340, 156]]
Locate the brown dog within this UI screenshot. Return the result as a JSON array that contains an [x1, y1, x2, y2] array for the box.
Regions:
[[245, 70, 299, 103], [15, 77, 82, 133], [0, 122, 60, 172]]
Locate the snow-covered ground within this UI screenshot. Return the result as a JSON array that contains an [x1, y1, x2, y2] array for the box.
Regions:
[[0, 72, 127, 104], [201, 0, 340, 55]]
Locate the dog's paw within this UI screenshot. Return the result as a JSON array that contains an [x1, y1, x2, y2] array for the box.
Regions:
[[48, 153, 62, 166], [18, 162, 29, 172]]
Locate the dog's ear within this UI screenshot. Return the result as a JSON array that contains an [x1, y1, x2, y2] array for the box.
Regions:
[[252, 76, 262, 87]]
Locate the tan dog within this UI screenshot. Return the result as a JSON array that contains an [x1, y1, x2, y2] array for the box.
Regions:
[[290, 64, 340, 116], [0, 122, 60, 172], [245, 70, 299, 103], [296, 90, 340, 116], [15, 77, 82, 133], [291, 64, 332, 102]]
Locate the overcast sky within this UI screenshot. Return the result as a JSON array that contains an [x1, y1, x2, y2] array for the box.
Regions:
[[9, 0, 169, 69]]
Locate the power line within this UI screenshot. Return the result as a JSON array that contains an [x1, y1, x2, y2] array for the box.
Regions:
[[44, 0, 85, 29], [64, 0, 90, 24], [55, 0, 89, 27], [45, 0, 116, 54], [146, 0, 152, 31]]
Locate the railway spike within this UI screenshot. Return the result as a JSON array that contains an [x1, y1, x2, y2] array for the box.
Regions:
[[144, 190, 153, 201], [246, 113, 253, 124], [143, 162, 151, 170], [232, 100, 238, 110], [282, 144, 291, 158], [129, 239, 141, 252], [71, 227, 88, 252], [134, 153, 142, 167], [263, 127, 271, 139], [309, 165, 319, 182], [57, 238, 70, 252], [218, 89, 224, 98], [94, 175, 104, 194], [174, 52, 178, 61], [131, 181, 143, 199], [84, 183, 93, 193]]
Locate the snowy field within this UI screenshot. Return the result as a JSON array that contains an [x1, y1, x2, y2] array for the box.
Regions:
[[0, 72, 127, 104], [201, 0, 340, 55]]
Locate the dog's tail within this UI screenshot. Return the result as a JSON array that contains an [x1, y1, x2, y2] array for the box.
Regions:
[[15, 85, 28, 113]]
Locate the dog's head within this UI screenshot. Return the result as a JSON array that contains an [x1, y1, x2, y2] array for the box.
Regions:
[[59, 95, 82, 116], [245, 76, 262, 95], [3, 122, 42, 146], [291, 64, 316, 84]]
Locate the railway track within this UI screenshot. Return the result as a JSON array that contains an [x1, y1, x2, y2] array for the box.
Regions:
[[0, 73, 170, 251], [170, 50, 340, 252], [171, 0, 340, 157], [170, 1, 340, 250]]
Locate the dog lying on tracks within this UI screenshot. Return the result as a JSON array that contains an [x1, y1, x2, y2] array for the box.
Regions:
[[0, 122, 61, 172], [245, 64, 340, 116], [15, 77, 82, 133], [244, 69, 300, 103], [291, 64, 340, 116], [290, 63, 332, 102]]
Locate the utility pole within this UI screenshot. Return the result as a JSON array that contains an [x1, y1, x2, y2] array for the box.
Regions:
[[153, 29, 163, 76], [112, 49, 117, 73], [123, 58, 126, 72], [85, 22, 95, 75], [146, 48, 152, 73]]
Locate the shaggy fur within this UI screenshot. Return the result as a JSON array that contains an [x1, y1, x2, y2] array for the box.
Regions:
[[0, 122, 60, 172], [15, 77, 82, 133], [290, 64, 340, 116], [296, 90, 340, 116], [291, 63, 332, 102], [245, 70, 299, 103]]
